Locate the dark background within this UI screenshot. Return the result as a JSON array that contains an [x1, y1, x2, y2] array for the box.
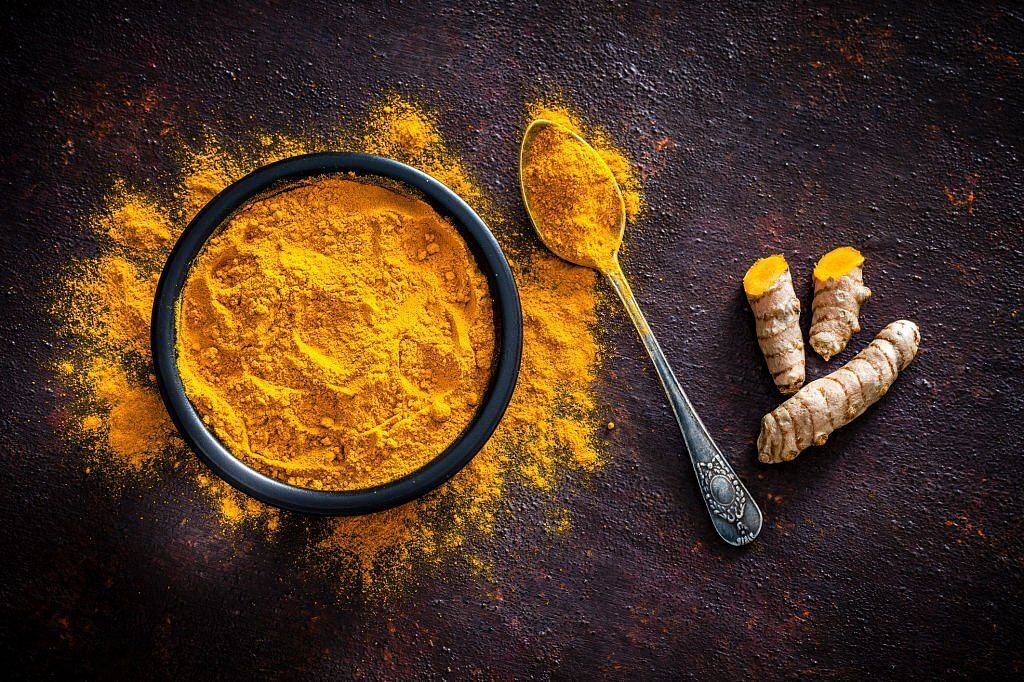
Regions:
[[1, 0, 1022, 678]]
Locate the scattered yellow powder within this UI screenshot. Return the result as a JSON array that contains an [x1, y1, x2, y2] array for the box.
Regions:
[[218, 495, 246, 524], [77, 258, 156, 356], [180, 148, 247, 219], [546, 507, 573, 534], [177, 177, 494, 490], [52, 94, 643, 594], [101, 195, 173, 252], [362, 99, 442, 157], [84, 357, 175, 468]]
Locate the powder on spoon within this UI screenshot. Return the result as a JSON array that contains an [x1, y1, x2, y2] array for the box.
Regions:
[[521, 123, 625, 270]]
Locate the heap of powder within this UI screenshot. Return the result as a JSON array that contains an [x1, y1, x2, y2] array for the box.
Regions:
[[177, 177, 495, 490], [52, 95, 643, 592], [522, 124, 624, 270], [527, 100, 643, 223]]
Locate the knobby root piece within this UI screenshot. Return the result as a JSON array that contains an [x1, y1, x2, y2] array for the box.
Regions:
[[810, 246, 872, 361], [744, 254, 805, 394], [758, 320, 920, 464]]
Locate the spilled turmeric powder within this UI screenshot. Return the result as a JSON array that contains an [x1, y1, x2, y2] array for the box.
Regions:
[[177, 177, 494, 490], [52, 94, 642, 593], [85, 357, 173, 467]]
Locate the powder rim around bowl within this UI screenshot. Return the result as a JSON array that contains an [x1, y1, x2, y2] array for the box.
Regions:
[[175, 173, 497, 492], [150, 152, 522, 515]]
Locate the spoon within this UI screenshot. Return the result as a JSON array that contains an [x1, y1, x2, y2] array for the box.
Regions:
[[519, 119, 762, 546]]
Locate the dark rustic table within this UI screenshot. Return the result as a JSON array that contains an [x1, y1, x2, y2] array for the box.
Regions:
[[2, 1, 1022, 678]]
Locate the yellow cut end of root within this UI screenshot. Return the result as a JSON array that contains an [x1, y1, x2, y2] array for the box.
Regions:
[[814, 246, 864, 282], [743, 254, 789, 297]]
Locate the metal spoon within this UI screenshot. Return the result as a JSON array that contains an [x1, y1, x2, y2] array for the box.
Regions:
[[519, 119, 762, 546]]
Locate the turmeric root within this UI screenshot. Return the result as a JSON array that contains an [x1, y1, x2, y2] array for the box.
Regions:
[[810, 246, 872, 360], [744, 254, 805, 394], [758, 320, 920, 464]]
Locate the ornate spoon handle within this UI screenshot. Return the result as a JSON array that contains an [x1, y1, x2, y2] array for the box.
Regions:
[[604, 261, 762, 546]]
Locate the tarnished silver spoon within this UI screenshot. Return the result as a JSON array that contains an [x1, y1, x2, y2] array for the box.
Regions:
[[520, 119, 762, 546]]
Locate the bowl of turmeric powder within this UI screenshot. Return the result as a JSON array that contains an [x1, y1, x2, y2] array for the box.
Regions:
[[151, 153, 522, 515]]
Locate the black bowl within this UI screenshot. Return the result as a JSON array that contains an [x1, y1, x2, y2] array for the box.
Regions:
[[151, 153, 522, 515]]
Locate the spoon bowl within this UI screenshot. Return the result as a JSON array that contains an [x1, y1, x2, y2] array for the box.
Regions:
[[520, 119, 625, 272]]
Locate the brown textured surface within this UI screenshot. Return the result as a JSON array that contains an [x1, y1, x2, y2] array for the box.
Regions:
[[1, 1, 1022, 677]]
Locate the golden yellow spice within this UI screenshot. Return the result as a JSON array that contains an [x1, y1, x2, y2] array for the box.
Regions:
[[53, 95, 643, 592], [521, 123, 623, 269], [526, 101, 642, 222], [177, 177, 495, 490], [60, 192, 181, 465]]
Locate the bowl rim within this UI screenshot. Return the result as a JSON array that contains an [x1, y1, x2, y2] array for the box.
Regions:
[[151, 152, 522, 515]]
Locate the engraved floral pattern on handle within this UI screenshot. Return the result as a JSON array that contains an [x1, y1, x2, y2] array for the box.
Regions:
[[696, 458, 747, 523], [695, 456, 756, 545]]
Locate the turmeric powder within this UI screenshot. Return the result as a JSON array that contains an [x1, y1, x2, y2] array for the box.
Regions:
[[520, 123, 623, 270], [177, 177, 495, 490], [52, 95, 633, 593], [526, 100, 643, 222]]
